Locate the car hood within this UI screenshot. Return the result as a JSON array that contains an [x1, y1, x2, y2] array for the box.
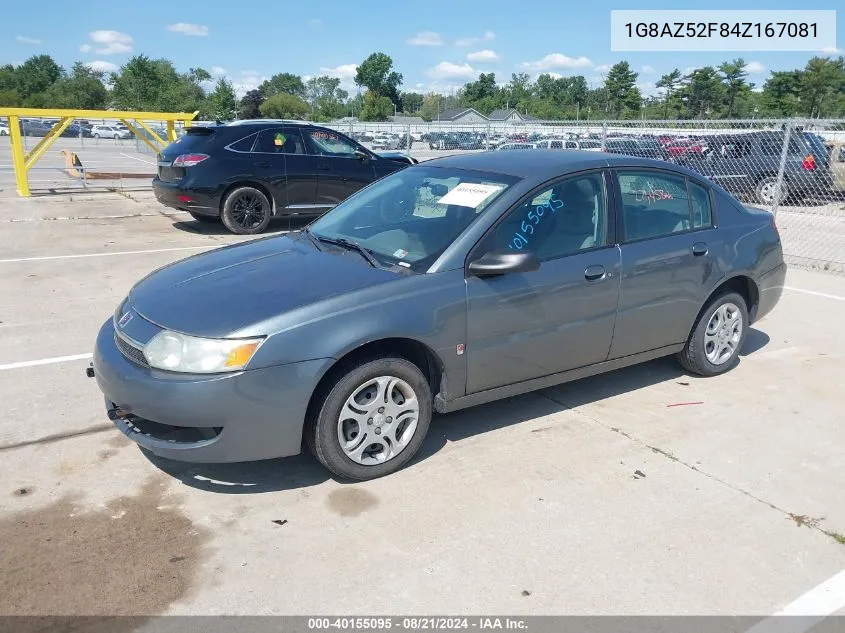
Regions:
[[129, 234, 400, 338]]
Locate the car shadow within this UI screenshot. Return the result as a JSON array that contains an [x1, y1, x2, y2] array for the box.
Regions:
[[170, 216, 312, 236], [143, 328, 771, 492], [142, 449, 331, 494]]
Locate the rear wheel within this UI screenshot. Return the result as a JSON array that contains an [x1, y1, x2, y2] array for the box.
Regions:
[[755, 176, 788, 206], [221, 186, 271, 235], [187, 211, 218, 223], [678, 291, 748, 377], [306, 357, 432, 480], [93, 133, 100, 139]]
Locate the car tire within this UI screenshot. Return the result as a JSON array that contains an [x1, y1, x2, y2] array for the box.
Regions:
[[187, 211, 219, 223], [306, 357, 432, 481], [220, 186, 272, 235], [678, 291, 749, 377], [93, 133, 100, 139], [114, 134, 120, 140], [755, 176, 788, 206]]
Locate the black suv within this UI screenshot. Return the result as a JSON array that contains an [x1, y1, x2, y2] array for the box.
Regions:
[[678, 130, 833, 206], [153, 120, 415, 234]]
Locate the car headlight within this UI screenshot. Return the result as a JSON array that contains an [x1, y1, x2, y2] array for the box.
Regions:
[[144, 331, 264, 373]]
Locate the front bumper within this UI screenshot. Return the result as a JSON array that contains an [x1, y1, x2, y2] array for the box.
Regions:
[[93, 319, 333, 463], [152, 179, 220, 216]]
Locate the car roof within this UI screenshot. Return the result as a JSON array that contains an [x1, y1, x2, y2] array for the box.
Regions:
[[425, 150, 709, 181]]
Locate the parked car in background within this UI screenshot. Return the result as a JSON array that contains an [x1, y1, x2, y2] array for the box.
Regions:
[[603, 138, 671, 162], [679, 131, 834, 205], [666, 138, 707, 158], [0, 122, 8, 136], [497, 142, 536, 151], [93, 151, 785, 480], [92, 125, 132, 139], [19, 119, 53, 137], [153, 121, 411, 234]]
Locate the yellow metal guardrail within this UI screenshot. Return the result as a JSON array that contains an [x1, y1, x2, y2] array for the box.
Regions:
[[0, 107, 199, 197]]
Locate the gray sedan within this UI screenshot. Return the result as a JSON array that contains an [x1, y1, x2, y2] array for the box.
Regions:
[[91, 151, 786, 480]]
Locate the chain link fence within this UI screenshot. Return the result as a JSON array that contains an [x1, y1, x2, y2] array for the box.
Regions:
[[328, 118, 845, 273], [2, 115, 843, 272]]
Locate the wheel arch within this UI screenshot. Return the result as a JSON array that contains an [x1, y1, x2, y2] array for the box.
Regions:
[[305, 337, 447, 424], [695, 274, 760, 330], [219, 181, 277, 215]]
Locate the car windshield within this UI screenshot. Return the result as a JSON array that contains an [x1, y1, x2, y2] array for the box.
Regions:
[[308, 165, 519, 272]]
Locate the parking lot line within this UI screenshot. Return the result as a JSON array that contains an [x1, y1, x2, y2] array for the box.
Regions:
[[745, 568, 845, 633], [119, 152, 156, 165], [0, 245, 216, 264], [783, 286, 845, 302], [0, 353, 92, 371]]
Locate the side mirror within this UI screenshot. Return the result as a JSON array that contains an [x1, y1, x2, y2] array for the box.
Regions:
[[354, 148, 371, 161], [468, 249, 540, 278]]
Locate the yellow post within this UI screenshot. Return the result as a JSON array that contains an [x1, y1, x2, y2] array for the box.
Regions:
[[167, 120, 176, 142], [131, 119, 166, 147], [118, 118, 161, 154], [24, 117, 74, 170], [6, 115, 30, 197]]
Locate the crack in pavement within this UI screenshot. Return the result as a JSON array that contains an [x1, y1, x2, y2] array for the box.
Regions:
[[0, 424, 116, 452], [538, 390, 845, 547]]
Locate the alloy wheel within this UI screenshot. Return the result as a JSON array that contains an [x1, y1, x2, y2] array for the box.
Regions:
[[704, 302, 743, 365], [336, 376, 420, 466], [231, 193, 267, 230]]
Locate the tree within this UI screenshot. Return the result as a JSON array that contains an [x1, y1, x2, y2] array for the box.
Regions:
[[111, 56, 206, 112], [44, 62, 108, 109], [359, 90, 393, 121], [207, 78, 238, 120], [260, 72, 306, 99], [761, 70, 803, 116], [800, 56, 845, 117], [239, 89, 264, 119], [259, 92, 309, 118], [305, 75, 348, 121], [603, 62, 641, 118], [719, 58, 749, 117], [16, 55, 63, 104], [419, 92, 443, 121], [677, 67, 723, 118], [655, 69, 682, 118], [400, 91, 424, 113], [355, 52, 403, 106]]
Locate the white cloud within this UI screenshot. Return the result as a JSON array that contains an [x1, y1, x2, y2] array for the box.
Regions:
[[318, 63, 359, 92], [454, 30, 495, 47], [408, 31, 443, 46], [309, 18, 322, 27], [83, 31, 133, 55], [595, 64, 611, 73], [467, 50, 498, 63], [820, 46, 843, 54], [637, 81, 658, 97], [642, 65, 656, 74], [522, 53, 593, 71], [84, 60, 118, 73], [241, 69, 259, 76], [427, 61, 478, 80], [16, 36, 41, 45], [683, 66, 698, 75], [211, 66, 227, 76], [166, 23, 209, 37], [743, 61, 766, 74], [230, 72, 269, 98], [415, 82, 425, 89]]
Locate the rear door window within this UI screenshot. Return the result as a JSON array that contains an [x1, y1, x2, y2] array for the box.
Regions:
[[255, 128, 306, 154], [617, 170, 692, 241]]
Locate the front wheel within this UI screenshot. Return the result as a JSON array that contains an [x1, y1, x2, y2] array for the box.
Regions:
[[306, 357, 432, 480], [678, 291, 749, 377], [93, 133, 100, 138], [220, 186, 271, 235]]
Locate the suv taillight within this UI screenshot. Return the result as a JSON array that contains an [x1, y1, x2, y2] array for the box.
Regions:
[[802, 154, 816, 170], [172, 153, 210, 167]]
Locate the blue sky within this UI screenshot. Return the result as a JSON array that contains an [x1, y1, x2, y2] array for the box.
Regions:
[[2, 0, 842, 97]]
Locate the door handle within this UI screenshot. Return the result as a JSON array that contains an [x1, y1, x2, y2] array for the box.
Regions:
[[584, 265, 607, 282], [254, 161, 269, 168], [691, 242, 708, 256]]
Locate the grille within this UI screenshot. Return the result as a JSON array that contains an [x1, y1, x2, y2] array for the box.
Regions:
[[115, 332, 149, 368]]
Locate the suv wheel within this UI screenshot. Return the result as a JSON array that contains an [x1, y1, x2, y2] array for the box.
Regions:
[[306, 357, 432, 480], [755, 176, 788, 206], [221, 186, 271, 235], [678, 291, 748, 377]]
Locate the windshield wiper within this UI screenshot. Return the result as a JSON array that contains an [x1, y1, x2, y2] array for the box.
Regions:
[[312, 234, 381, 268], [302, 226, 322, 250]]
